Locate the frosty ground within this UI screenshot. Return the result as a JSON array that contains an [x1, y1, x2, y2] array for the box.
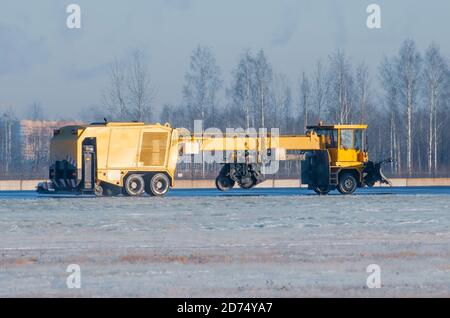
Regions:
[[0, 187, 449, 297]]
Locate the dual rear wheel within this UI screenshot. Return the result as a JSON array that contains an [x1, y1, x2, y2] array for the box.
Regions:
[[95, 173, 170, 197], [123, 174, 145, 196], [124, 173, 170, 197], [145, 173, 170, 196]]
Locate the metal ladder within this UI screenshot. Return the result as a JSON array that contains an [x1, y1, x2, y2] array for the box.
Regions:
[[330, 168, 339, 185]]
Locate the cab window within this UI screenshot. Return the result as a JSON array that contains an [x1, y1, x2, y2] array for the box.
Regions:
[[340, 129, 353, 149], [315, 129, 337, 148], [354, 130, 363, 151]]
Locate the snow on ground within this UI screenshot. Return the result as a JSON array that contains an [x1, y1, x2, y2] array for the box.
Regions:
[[0, 188, 449, 297]]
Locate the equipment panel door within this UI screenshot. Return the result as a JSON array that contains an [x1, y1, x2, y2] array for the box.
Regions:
[[338, 129, 357, 162]]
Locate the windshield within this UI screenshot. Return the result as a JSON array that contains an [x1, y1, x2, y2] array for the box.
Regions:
[[340, 129, 353, 149], [354, 130, 363, 151]]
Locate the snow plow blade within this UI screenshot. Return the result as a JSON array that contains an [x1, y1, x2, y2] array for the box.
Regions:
[[36, 180, 82, 194], [36, 181, 56, 194], [363, 158, 392, 187]]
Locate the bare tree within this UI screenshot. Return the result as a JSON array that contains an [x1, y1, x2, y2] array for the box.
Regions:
[[183, 46, 222, 178], [272, 73, 291, 132], [24, 103, 47, 173], [103, 49, 156, 122], [103, 59, 128, 120], [356, 63, 370, 123], [0, 109, 18, 175], [229, 51, 256, 129], [423, 43, 447, 173], [396, 39, 421, 177], [127, 49, 157, 122], [253, 50, 273, 128], [327, 51, 354, 124], [380, 57, 401, 173], [183, 46, 222, 129], [311, 60, 328, 123], [300, 72, 310, 132], [160, 104, 175, 125]]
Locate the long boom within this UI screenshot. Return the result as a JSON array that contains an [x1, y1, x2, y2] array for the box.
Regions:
[[178, 131, 321, 160]]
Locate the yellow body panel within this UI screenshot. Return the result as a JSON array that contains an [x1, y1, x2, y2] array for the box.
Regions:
[[51, 122, 179, 188], [50, 125, 82, 164], [337, 148, 358, 162]]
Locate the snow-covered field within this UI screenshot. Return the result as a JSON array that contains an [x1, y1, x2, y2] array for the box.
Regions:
[[0, 188, 449, 297]]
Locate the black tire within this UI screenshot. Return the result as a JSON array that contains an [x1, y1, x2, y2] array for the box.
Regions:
[[215, 175, 235, 191], [239, 176, 257, 189], [94, 184, 103, 197], [124, 174, 145, 196], [146, 173, 170, 197], [337, 173, 357, 195], [313, 186, 330, 195]]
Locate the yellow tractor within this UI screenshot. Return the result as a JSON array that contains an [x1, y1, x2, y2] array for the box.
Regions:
[[301, 124, 391, 195], [37, 121, 390, 196], [194, 123, 391, 195]]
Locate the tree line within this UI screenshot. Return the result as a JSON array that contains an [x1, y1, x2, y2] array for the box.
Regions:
[[1, 39, 450, 179]]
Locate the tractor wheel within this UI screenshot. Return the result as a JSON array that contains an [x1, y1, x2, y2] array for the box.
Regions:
[[124, 174, 145, 196], [239, 176, 257, 189], [313, 186, 330, 195], [215, 175, 235, 191], [337, 173, 357, 195], [146, 173, 170, 197]]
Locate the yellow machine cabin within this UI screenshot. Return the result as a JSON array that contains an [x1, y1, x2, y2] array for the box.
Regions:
[[45, 122, 179, 196], [37, 122, 390, 196]]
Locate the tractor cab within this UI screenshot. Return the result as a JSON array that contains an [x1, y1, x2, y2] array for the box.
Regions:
[[302, 123, 390, 195], [307, 124, 368, 167]]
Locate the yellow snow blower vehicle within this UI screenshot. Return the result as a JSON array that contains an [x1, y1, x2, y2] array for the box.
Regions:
[[37, 121, 391, 196]]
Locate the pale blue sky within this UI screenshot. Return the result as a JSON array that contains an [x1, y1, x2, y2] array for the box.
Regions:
[[1, 0, 449, 119]]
